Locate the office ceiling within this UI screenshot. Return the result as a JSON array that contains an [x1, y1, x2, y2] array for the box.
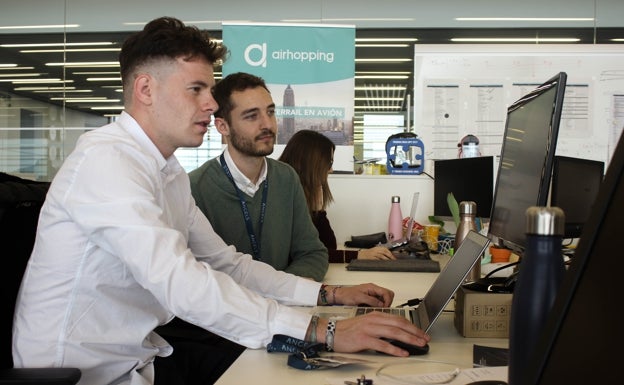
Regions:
[[0, 0, 623, 121]]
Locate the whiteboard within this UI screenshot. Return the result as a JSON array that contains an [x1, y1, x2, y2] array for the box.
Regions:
[[412, 44, 624, 167]]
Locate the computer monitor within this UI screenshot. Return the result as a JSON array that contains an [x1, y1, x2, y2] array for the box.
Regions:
[[433, 156, 494, 219], [522, 132, 624, 385], [488, 72, 567, 254], [550, 155, 604, 239]]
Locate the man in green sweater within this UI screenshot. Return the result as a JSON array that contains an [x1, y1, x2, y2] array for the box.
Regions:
[[188, 72, 329, 281]]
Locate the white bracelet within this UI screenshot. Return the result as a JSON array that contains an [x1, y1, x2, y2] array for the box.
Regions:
[[326, 319, 337, 352]]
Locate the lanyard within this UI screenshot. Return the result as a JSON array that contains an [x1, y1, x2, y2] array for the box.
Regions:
[[220, 154, 268, 260], [267, 335, 326, 370]]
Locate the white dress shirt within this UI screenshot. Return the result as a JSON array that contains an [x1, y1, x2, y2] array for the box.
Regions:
[[12, 112, 320, 385]]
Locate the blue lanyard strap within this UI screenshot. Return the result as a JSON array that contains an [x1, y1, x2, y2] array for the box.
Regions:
[[267, 335, 326, 370], [219, 154, 268, 260]]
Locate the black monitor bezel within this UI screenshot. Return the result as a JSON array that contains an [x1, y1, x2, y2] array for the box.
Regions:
[[487, 72, 567, 254], [550, 155, 605, 239]]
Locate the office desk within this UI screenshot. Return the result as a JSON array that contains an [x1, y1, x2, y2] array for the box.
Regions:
[[216, 262, 508, 385]]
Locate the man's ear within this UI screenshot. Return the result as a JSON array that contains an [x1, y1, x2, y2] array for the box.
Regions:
[[214, 117, 229, 136], [134, 74, 153, 106]]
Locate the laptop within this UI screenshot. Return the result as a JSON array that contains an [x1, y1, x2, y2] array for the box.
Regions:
[[314, 230, 490, 335]]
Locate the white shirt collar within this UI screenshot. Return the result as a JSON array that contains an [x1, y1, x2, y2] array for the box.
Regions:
[[223, 146, 267, 196]]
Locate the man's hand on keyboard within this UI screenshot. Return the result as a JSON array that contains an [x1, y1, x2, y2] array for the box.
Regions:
[[327, 283, 394, 307]]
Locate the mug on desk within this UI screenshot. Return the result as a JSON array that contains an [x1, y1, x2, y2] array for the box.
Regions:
[[422, 224, 440, 251]]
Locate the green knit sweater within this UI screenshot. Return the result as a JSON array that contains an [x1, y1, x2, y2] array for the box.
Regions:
[[188, 157, 329, 281]]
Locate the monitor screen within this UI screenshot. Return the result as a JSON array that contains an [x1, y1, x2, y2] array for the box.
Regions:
[[550, 155, 604, 239], [433, 156, 494, 219], [522, 131, 624, 385], [488, 72, 567, 254]]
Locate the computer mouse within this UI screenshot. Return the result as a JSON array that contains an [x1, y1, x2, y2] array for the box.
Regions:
[[380, 338, 429, 355]]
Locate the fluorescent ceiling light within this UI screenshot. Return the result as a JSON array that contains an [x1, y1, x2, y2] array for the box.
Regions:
[[86, 77, 122, 81], [14, 86, 76, 91], [355, 58, 412, 63], [33, 89, 91, 93], [0, 66, 34, 70], [91, 106, 125, 110], [611, 38, 624, 42], [456, 17, 594, 22], [356, 44, 409, 48], [451, 37, 580, 43], [0, 24, 79, 30], [12, 79, 73, 84], [282, 18, 414, 23], [356, 71, 411, 75], [56, 99, 121, 103], [1, 42, 114, 48], [355, 75, 409, 79], [46, 62, 120, 68], [355, 86, 406, 91], [72, 71, 120, 75], [355, 97, 404, 101], [356, 38, 417, 42], [21, 48, 121, 53], [0, 64, 17, 68], [354, 105, 401, 110], [0, 73, 40, 78]]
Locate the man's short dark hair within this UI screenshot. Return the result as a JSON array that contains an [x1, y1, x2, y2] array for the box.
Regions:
[[119, 16, 227, 89], [212, 72, 270, 122]]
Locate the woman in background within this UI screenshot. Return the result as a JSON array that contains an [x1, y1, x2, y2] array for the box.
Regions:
[[279, 130, 395, 262]]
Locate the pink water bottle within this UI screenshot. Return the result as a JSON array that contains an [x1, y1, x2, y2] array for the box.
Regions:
[[387, 196, 403, 241]]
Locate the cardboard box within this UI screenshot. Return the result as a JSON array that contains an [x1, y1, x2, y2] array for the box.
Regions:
[[454, 286, 512, 338]]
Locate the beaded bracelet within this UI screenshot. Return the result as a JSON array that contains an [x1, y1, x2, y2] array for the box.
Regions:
[[331, 285, 341, 304], [319, 284, 329, 305], [309, 315, 319, 343], [326, 319, 337, 352]]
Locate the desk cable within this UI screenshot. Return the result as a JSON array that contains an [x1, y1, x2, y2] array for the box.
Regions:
[[375, 359, 462, 384]]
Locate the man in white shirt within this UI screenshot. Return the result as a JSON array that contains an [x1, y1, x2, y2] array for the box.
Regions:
[[12, 17, 430, 385]]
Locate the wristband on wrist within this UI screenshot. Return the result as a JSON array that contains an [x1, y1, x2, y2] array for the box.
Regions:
[[325, 319, 337, 352], [331, 286, 341, 305], [319, 284, 329, 305], [309, 315, 319, 343]]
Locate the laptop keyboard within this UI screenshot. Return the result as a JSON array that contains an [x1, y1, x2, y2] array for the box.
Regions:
[[355, 307, 406, 316]]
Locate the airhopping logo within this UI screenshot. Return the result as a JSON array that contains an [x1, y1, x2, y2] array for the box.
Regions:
[[243, 42, 335, 68], [244, 43, 267, 67]]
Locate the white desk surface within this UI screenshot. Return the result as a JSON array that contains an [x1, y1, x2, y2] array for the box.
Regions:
[[216, 261, 508, 385]]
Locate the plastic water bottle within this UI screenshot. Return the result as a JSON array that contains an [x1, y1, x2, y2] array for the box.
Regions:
[[508, 206, 565, 385], [454, 201, 479, 282], [387, 196, 403, 242]]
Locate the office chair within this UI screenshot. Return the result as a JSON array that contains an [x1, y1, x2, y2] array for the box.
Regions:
[[0, 173, 81, 384]]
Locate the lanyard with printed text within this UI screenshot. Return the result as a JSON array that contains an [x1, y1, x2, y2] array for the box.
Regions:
[[220, 154, 268, 260]]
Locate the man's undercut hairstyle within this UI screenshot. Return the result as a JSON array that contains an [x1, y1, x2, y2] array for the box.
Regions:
[[119, 16, 228, 91]]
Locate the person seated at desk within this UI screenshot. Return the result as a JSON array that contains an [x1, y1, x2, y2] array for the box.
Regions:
[[11, 17, 430, 385], [279, 130, 395, 263], [188, 72, 328, 281]]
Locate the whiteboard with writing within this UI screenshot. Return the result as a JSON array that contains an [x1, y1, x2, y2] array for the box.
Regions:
[[412, 44, 624, 166]]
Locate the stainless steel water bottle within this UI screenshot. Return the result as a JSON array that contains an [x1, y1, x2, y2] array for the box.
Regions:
[[387, 196, 403, 242], [508, 206, 565, 385], [454, 201, 479, 282]]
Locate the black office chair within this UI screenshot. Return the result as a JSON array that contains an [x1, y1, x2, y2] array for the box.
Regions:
[[0, 173, 81, 384]]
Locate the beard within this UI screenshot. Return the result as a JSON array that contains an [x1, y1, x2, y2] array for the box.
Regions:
[[229, 128, 275, 157]]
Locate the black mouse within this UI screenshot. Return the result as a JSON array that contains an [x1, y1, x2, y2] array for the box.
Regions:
[[380, 337, 429, 355]]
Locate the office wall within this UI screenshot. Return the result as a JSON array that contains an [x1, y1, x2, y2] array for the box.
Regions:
[[326, 174, 435, 244]]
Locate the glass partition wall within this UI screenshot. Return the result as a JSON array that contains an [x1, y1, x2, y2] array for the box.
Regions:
[[1, 0, 622, 181]]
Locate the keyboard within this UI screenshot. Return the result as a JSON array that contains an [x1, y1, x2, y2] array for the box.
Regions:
[[346, 258, 440, 272], [355, 307, 406, 316]]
